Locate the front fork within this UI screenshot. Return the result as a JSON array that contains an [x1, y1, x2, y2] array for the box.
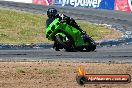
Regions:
[[53, 33, 66, 50]]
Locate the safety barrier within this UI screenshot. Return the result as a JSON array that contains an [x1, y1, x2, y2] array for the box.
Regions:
[[1, 0, 132, 12], [1, 0, 32, 3], [54, 0, 132, 12]]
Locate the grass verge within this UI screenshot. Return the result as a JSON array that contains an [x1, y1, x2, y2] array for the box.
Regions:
[[0, 7, 122, 44]]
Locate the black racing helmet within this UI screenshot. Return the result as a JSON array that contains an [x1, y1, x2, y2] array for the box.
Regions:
[[47, 8, 57, 18]]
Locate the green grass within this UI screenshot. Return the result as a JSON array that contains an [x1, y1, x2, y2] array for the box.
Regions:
[[0, 8, 113, 44], [16, 68, 26, 74], [78, 22, 113, 40], [0, 8, 48, 44]]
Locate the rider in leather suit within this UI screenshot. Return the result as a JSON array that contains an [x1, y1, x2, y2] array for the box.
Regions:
[[46, 8, 86, 51]]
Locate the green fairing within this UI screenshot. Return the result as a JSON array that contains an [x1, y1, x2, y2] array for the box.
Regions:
[[45, 17, 97, 52], [46, 18, 85, 47]]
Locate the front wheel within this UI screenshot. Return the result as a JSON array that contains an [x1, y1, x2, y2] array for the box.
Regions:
[[55, 35, 74, 51], [83, 35, 96, 51], [85, 44, 96, 52]]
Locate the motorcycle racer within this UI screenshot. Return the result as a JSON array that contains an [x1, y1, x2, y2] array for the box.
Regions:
[[46, 8, 85, 34], [46, 8, 88, 51]]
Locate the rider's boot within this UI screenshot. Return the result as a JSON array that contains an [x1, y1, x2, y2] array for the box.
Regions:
[[55, 47, 60, 51]]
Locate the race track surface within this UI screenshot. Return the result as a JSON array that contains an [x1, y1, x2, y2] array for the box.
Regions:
[[0, 1, 132, 63], [0, 44, 132, 63]]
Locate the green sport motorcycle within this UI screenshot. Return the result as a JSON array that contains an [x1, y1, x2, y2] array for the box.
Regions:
[[46, 17, 96, 51]]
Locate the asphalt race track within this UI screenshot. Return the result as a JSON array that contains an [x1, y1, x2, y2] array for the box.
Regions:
[[0, 44, 132, 63], [0, 1, 132, 63]]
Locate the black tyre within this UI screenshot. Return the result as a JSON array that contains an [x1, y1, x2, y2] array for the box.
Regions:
[[55, 35, 74, 51], [76, 47, 84, 51], [76, 75, 87, 85], [85, 44, 96, 52], [84, 36, 96, 51]]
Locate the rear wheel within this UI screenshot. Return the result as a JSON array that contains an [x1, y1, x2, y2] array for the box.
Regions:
[[55, 35, 74, 51]]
